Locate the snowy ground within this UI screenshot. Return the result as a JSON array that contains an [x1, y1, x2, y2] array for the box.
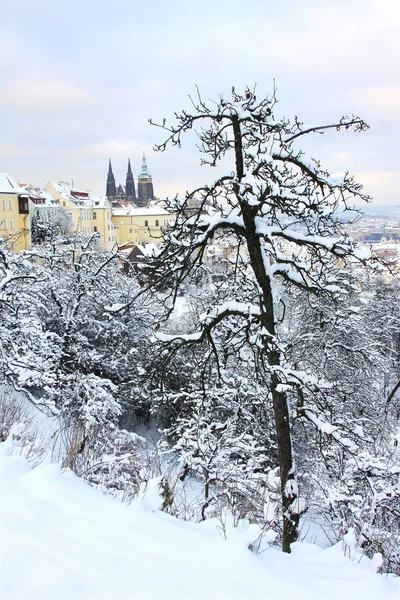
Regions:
[[1, 453, 399, 600]]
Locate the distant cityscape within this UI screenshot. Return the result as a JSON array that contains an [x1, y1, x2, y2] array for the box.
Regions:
[[345, 204, 400, 242]]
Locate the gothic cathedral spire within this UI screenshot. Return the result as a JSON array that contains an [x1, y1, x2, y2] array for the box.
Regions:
[[125, 158, 136, 202], [106, 159, 116, 199]]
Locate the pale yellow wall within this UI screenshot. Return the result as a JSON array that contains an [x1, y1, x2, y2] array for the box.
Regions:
[[0, 193, 30, 252], [94, 206, 119, 251], [112, 213, 171, 247]]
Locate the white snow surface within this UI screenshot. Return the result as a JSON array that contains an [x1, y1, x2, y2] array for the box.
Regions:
[[0, 173, 23, 195], [1, 452, 399, 600]]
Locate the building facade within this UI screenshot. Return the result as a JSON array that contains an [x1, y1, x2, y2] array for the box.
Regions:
[[112, 205, 172, 247], [0, 173, 31, 252], [46, 181, 118, 251]]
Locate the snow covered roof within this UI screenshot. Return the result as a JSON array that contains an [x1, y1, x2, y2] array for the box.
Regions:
[[0, 173, 23, 195], [136, 243, 161, 257], [112, 205, 170, 217], [50, 181, 71, 198], [47, 183, 111, 209], [48, 182, 90, 206], [37, 190, 61, 206], [86, 196, 110, 209]]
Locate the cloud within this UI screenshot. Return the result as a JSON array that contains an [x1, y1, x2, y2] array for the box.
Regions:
[[0, 144, 25, 157], [350, 86, 400, 115], [352, 170, 400, 204], [354, 171, 395, 186], [247, 2, 400, 79], [0, 77, 90, 111], [334, 152, 353, 161], [90, 139, 147, 157], [0, 0, 399, 203]]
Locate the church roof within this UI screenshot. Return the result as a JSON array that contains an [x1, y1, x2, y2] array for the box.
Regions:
[[138, 153, 151, 179]]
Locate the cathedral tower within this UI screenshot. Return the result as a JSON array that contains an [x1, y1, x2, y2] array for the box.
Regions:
[[125, 158, 136, 203], [106, 159, 116, 199], [137, 153, 154, 207]]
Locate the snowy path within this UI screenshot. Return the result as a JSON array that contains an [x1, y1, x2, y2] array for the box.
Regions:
[[0, 455, 398, 600]]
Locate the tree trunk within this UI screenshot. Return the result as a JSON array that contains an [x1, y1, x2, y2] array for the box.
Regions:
[[236, 119, 300, 552], [270, 370, 300, 552], [242, 206, 300, 552]]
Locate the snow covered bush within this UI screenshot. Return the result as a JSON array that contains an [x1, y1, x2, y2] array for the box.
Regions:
[[0, 236, 158, 501], [317, 452, 400, 574], [163, 377, 275, 523], [285, 278, 400, 572], [0, 389, 47, 465]]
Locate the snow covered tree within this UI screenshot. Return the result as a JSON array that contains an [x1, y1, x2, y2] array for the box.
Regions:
[[28, 235, 153, 429], [0, 244, 59, 412], [287, 279, 400, 573], [31, 208, 72, 243], [164, 373, 275, 522], [147, 86, 370, 551]]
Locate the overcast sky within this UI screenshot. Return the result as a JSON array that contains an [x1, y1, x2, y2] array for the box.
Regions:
[[1, 0, 399, 205]]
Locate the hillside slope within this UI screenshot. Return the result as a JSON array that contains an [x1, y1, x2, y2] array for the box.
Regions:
[[1, 453, 399, 600]]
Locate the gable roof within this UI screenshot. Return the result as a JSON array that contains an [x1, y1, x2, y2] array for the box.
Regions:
[[0, 173, 21, 195]]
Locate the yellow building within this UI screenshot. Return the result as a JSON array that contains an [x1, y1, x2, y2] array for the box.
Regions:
[[91, 196, 119, 251], [46, 182, 118, 251], [0, 173, 31, 252], [111, 206, 172, 247]]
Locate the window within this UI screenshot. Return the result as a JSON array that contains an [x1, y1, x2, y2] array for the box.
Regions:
[[155, 220, 159, 226], [2, 200, 5, 210], [3, 220, 7, 230], [145, 220, 148, 227], [94, 226, 97, 232], [108, 237, 111, 242], [8, 200, 12, 210], [108, 224, 110, 231], [93, 212, 97, 220], [18, 198, 29, 214], [63, 201, 66, 207], [129, 228, 133, 233], [9, 220, 13, 229]]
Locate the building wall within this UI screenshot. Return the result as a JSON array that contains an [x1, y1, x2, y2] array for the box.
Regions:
[[46, 182, 94, 235], [111, 212, 171, 247], [46, 183, 118, 251], [93, 206, 119, 251], [0, 193, 30, 252]]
